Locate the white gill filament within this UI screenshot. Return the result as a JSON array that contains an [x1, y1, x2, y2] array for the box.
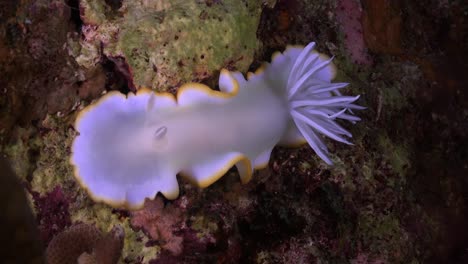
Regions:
[[292, 110, 352, 145], [287, 42, 316, 89]]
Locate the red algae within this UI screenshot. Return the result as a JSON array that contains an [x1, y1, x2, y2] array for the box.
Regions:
[[31, 186, 71, 244], [131, 198, 185, 255]]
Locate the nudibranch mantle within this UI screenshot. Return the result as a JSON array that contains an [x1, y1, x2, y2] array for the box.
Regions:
[[71, 43, 363, 209]]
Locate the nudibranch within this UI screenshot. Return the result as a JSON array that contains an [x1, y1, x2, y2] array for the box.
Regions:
[[71, 42, 363, 209]]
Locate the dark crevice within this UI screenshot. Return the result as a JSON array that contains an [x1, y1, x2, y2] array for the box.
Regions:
[[66, 0, 82, 31], [105, 0, 123, 11], [101, 53, 135, 94]]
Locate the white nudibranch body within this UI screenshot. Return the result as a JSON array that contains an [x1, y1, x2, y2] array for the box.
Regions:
[[71, 42, 363, 209]]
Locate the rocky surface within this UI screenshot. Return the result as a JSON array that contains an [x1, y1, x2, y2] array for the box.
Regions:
[[1, 0, 467, 263]]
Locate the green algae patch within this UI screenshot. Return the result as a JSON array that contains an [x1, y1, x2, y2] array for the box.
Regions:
[[1, 127, 38, 182], [190, 214, 219, 240], [77, 0, 263, 91], [379, 83, 408, 112], [29, 115, 76, 194], [357, 211, 410, 262], [80, 0, 108, 25], [1, 115, 76, 193], [377, 132, 410, 178]]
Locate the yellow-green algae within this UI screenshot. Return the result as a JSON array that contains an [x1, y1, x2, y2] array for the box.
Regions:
[[1, 127, 38, 182], [376, 132, 410, 178], [30, 116, 76, 194], [80, 0, 108, 25], [190, 214, 219, 240], [76, 0, 263, 91], [2, 115, 75, 194]]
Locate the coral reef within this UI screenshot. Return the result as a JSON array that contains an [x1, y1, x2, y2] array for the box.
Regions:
[[74, 0, 263, 91], [1, 0, 467, 263]]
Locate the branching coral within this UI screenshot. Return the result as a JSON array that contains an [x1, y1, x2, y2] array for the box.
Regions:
[[46, 223, 124, 264]]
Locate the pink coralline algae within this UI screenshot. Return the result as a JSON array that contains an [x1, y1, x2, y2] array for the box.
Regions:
[[131, 198, 185, 255], [336, 0, 373, 65]]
